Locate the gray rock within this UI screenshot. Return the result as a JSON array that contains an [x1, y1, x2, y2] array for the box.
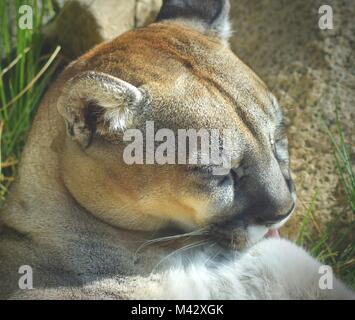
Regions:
[[229, 0, 355, 236], [46, 0, 161, 60]]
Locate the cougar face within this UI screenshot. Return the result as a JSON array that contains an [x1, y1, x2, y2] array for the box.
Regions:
[[57, 0, 296, 250]]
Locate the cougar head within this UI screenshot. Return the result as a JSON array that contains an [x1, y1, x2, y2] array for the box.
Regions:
[[57, 0, 296, 250]]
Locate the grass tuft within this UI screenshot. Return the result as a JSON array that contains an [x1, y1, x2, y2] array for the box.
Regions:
[[297, 104, 355, 288], [0, 0, 60, 202]]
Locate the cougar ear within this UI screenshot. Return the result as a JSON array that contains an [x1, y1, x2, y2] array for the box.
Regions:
[[57, 71, 143, 148], [156, 0, 231, 40]]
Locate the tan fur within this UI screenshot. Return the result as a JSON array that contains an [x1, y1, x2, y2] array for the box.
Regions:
[[0, 18, 302, 299]]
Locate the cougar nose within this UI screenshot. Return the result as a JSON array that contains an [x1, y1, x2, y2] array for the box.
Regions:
[[243, 174, 296, 226], [235, 154, 297, 227], [255, 200, 296, 226]]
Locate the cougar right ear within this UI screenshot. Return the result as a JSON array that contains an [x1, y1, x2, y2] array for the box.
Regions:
[[156, 0, 231, 41], [57, 71, 144, 148]]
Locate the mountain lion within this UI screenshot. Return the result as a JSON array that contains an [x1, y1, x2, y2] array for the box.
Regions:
[[0, 0, 353, 299]]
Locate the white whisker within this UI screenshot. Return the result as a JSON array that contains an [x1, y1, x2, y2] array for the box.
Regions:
[[134, 228, 207, 256], [203, 243, 220, 266], [150, 240, 211, 274]]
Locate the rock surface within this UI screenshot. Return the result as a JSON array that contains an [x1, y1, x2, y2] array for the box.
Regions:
[[136, 0, 162, 28], [229, 0, 354, 237], [47, 0, 162, 60]]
